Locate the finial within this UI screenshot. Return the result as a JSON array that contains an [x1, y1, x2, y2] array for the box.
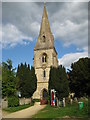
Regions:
[[44, 1, 46, 6]]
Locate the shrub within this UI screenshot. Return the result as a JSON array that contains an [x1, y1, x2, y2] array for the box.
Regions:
[[8, 96, 19, 107], [33, 99, 40, 102]]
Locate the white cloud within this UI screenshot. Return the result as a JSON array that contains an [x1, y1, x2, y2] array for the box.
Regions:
[[0, 30, 1, 39], [2, 2, 42, 48], [0, 24, 2, 63], [0, 24, 2, 50], [52, 20, 88, 49], [2, 24, 33, 48], [2, 2, 88, 50], [2, 0, 89, 2], [58, 52, 88, 69], [50, 2, 88, 51]]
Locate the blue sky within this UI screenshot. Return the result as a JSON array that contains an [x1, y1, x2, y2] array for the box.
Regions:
[[1, 2, 88, 70], [2, 39, 78, 69]]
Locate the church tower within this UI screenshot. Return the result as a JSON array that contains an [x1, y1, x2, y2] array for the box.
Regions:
[[33, 4, 58, 99]]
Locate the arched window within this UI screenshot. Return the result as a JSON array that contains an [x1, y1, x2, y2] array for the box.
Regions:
[[43, 70, 46, 78], [42, 56, 44, 62], [42, 53, 47, 63]]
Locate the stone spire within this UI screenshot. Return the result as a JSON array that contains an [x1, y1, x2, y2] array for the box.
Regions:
[[34, 3, 54, 51], [39, 3, 51, 34]]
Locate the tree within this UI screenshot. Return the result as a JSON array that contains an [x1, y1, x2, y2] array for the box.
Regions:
[[68, 57, 90, 97], [0, 64, 2, 100], [30, 66, 37, 94], [49, 65, 69, 100], [2, 59, 17, 98], [16, 63, 37, 98], [0, 63, 1, 80]]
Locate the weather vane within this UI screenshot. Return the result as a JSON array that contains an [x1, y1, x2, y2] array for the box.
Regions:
[[44, 0, 46, 5]]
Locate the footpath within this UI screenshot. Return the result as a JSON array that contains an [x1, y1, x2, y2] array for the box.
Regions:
[[2, 102, 46, 118]]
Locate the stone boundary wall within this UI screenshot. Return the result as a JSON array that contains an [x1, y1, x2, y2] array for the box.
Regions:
[[2, 99, 8, 109], [19, 98, 32, 105], [2, 98, 32, 108]]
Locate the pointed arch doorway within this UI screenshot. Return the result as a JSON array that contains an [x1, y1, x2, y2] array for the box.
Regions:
[[40, 88, 48, 105]]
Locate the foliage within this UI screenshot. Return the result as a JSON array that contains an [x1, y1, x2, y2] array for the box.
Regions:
[[49, 65, 69, 100], [0, 64, 1, 80], [8, 96, 19, 107], [33, 99, 40, 102], [68, 57, 90, 97], [2, 59, 17, 97], [16, 63, 37, 98], [0, 64, 1, 100], [2, 59, 37, 98]]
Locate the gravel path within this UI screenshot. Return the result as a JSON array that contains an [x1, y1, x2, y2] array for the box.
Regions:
[[2, 102, 46, 118]]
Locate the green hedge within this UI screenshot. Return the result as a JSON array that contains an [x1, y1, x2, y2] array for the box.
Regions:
[[8, 96, 19, 107], [33, 99, 40, 102]]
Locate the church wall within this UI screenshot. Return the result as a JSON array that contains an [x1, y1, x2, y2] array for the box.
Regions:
[[52, 49, 58, 67], [35, 67, 50, 82], [33, 49, 58, 99], [33, 82, 48, 99], [34, 49, 54, 68]]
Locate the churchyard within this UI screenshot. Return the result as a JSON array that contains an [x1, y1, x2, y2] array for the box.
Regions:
[[1, 5, 89, 117], [2, 97, 88, 119], [2, 58, 89, 119], [33, 100, 88, 118]]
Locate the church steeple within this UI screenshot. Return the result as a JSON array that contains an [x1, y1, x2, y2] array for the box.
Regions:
[[39, 3, 51, 35], [34, 3, 54, 51], [33, 3, 58, 99]]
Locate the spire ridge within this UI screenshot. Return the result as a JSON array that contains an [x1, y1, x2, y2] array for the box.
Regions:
[[34, 3, 54, 50], [40, 3, 51, 34]]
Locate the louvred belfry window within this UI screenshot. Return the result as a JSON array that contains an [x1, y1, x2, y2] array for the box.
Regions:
[[42, 53, 47, 63], [43, 70, 46, 78]]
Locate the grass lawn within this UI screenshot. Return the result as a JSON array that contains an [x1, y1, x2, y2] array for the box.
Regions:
[[3, 103, 34, 113], [33, 102, 88, 118], [0, 75, 1, 80]]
